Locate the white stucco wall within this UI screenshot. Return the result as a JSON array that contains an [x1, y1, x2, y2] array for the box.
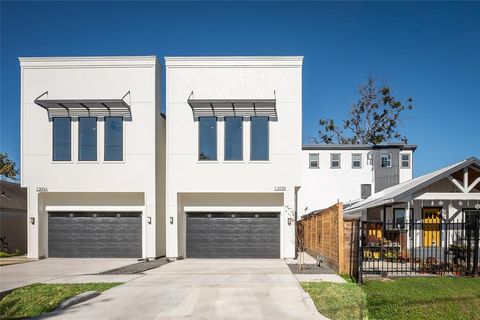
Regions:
[[298, 149, 374, 217], [399, 150, 414, 183], [20, 56, 164, 259], [165, 56, 303, 259]]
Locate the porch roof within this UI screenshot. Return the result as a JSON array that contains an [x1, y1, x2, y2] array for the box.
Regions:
[[344, 157, 480, 215]]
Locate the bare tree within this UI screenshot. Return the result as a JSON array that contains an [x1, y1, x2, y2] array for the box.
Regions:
[[315, 77, 414, 145]]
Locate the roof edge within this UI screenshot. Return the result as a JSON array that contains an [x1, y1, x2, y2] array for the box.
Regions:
[[164, 56, 304, 67], [19, 56, 158, 67], [303, 143, 417, 151]]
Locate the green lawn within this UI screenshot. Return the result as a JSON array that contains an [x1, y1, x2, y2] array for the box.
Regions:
[[302, 277, 480, 320], [0, 251, 21, 258], [0, 283, 122, 319]]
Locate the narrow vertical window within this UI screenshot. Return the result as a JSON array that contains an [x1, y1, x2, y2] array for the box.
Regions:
[[52, 117, 71, 161], [199, 117, 217, 161], [309, 154, 319, 168], [330, 153, 341, 168], [250, 116, 269, 161], [401, 153, 410, 168], [224, 117, 243, 161], [105, 117, 123, 161], [79, 117, 97, 161], [352, 153, 362, 168]]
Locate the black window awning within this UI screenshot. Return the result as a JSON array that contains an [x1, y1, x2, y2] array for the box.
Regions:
[[34, 91, 131, 119], [187, 96, 277, 121]]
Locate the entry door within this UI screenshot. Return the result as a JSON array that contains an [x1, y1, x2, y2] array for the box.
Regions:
[[422, 208, 441, 247], [186, 212, 280, 258]]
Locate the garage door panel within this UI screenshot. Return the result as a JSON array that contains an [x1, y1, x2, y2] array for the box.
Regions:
[[48, 212, 141, 258], [186, 213, 280, 258]]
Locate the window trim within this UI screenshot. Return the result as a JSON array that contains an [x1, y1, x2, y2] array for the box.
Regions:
[[52, 117, 72, 163], [351, 153, 362, 169], [198, 116, 218, 161], [309, 153, 319, 169], [330, 153, 341, 169], [400, 153, 410, 169], [78, 117, 98, 162], [250, 116, 269, 161], [380, 152, 392, 168], [104, 116, 124, 162], [224, 116, 243, 161]]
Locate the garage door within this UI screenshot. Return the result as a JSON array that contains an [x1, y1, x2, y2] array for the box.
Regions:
[[48, 212, 142, 258], [186, 212, 280, 258]]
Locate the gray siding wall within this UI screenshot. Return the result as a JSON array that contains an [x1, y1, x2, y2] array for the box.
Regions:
[[374, 149, 400, 192]]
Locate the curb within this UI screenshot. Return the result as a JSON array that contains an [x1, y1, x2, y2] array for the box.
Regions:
[[56, 291, 101, 310]]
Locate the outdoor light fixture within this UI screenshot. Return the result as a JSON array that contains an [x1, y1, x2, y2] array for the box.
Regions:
[[147, 217, 152, 224], [30, 217, 35, 225], [170, 217, 174, 224], [288, 217, 293, 225]]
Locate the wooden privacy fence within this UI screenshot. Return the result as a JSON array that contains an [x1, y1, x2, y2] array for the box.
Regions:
[[297, 202, 360, 279]]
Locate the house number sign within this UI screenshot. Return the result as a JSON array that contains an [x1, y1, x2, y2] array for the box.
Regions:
[[274, 186, 286, 191], [36, 187, 48, 192]]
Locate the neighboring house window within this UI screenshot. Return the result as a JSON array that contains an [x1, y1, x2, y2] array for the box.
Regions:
[[361, 184, 371, 199], [52, 117, 71, 161], [78, 117, 97, 161], [198, 117, 217, 161], [105, 117, 123, 161], [401, 153, 410, 168], [380, 153, 392, 168], [393, 208, 406, 229], [352, 153, 362, 168], [330, 153, 341, 168], [224, 117, 243, 161], [250, 116, 269, 161], [309, 154, 319, 168]]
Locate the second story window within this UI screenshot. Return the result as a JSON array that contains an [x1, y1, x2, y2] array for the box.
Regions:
[[330, 153, 341, 169], [250, 116, 269, 161], [78, 117, 97, 161], [352, 153, 362, 169], [52, 117, 71, 161], [105, 117, 123, 161], [199, 117, 217, 161], [224, 117, 243, 161], [309, 154, 319, 168], [380, 153, 392, 168], [401, 153, 410, 168]]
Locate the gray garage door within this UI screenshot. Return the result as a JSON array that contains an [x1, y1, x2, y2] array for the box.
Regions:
[[186, 212, 280, 258], [48, 212, 142, 258]]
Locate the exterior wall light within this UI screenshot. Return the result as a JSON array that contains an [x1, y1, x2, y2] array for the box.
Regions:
[[147, 217, 152, 224], [170, 217, 174, 224], [30, 217, 35, 225], [288, 217, 293, 225]]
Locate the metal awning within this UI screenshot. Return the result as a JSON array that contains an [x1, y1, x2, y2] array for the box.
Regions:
[[187, 96, 277, 121], [34, 91, 131, 119]]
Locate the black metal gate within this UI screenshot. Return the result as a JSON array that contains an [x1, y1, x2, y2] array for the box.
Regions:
[[359, 215, 479, 281]]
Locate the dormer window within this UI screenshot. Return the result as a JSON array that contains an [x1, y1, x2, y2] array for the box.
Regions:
[[380, 153, 392, 168], [352, 153, 362, 169]]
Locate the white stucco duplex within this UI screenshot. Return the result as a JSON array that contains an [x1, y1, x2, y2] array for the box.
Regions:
[[165, 57, 303, 259], [20, 56, 165, 259]]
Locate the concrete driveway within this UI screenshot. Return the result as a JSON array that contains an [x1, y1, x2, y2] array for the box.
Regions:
[[48, 259, 324, 320], [0, 258, 137, 292]]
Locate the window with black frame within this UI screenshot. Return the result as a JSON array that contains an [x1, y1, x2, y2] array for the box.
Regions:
[[104, 117, 123, 161], [52, 117, 71, 161], [224, 117, 242, 161], [250, 116, 269, 161], [78, 117, 97, 161], [199, 117, 217, 161], [393, 208, 407, 229]]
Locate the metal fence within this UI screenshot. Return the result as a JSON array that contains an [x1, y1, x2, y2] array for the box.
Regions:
[[359, 218, 480, 281]]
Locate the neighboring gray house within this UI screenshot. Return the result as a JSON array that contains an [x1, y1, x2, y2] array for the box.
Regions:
[[0, 180, 27, 254]]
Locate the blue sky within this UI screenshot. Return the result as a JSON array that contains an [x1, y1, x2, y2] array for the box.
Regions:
[[1, 1, 479, 177]]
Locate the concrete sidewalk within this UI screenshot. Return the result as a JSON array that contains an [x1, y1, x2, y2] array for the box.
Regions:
[[0, 258, 137, 292], [46, 259, 327, 320]]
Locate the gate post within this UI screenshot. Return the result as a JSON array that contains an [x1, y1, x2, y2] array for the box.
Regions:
[[473, 218, 479, 277], [357, 220, 363, 284]]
